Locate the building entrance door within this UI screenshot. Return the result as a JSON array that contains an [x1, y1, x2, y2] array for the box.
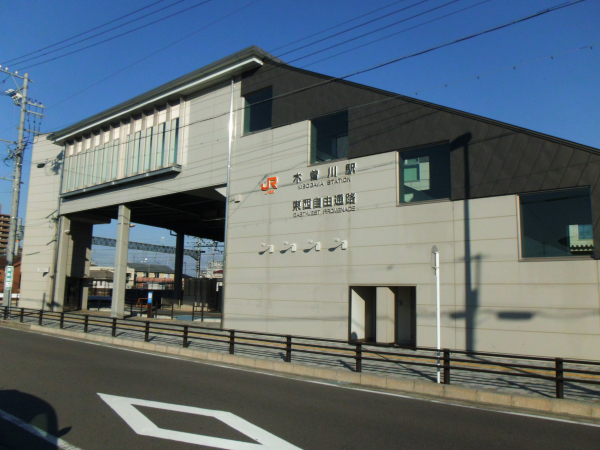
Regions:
[[64, 277, 82, 311], [395, 286, 416, 346]]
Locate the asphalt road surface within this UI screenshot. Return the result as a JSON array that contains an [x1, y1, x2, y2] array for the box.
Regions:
[[0, 326, 599, 450]]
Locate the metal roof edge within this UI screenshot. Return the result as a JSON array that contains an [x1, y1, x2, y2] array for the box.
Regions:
[[49, 46, 281, 143]]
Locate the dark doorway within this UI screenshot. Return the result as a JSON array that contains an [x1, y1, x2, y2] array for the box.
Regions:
[[395, 286, 416, 346], [64, 278, 82, 311]]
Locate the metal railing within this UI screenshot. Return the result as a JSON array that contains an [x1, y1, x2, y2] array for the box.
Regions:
[[2, 306, 600, 400]]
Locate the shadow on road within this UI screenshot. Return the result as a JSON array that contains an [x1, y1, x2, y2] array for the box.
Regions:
[[0, 390, 72, 449]]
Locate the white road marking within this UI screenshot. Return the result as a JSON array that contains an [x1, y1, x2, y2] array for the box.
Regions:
[[0, 407, 83, 450], [4, 326, 600, 429], [98, 393, 303, 450]]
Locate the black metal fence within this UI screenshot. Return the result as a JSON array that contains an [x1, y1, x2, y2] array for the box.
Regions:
[[2, 306, 600, 400]]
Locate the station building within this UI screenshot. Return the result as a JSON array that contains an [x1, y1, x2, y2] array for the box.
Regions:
[[20, 46, 600, 359]]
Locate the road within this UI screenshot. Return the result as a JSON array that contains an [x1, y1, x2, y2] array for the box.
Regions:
[[0, 326, 599, 450]]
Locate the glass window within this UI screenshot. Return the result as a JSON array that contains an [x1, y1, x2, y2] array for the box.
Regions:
[[168, 118, 179, 164], [143, 127, 153, 171], [399, 144, 451, 204], [520, 188, 594, 258], [243, 87, 272, 134], [156, 122, 166, 168], [76, 153, 84, 189], [310, 111, 348, 163], [66, 155, 74, 191], [125, 134, 133, 176], [132, 131, 141, 175], [101, 143, 110, 182], [93, 146, 102, 184], [84, 151, 92, 187], [111, 139, 119, 179]]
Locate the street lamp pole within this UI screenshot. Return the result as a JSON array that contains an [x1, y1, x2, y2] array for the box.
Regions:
[[431, 246, 441, 383]]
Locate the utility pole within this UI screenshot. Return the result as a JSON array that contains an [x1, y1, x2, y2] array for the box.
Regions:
[[1, 68, 44, 306]]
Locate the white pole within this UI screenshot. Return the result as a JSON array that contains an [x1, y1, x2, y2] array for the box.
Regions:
[[435, 251, 441, 383]]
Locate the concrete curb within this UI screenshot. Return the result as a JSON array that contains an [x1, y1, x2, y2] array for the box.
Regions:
[[3, 320, 599, 421]]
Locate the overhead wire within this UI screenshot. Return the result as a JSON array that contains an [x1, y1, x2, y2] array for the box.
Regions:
[[42, 0, 488, 124], [46, 0, 261, 111], [276, 0, 432, 58], [285, 0, 463, 65], [269, 0, 414, 53], [14, 0, 216, 71], [51, 34, 598, 208], [302, 0, 493, 68], [1, 0, 171, 65], [45, 0, 587, 148]]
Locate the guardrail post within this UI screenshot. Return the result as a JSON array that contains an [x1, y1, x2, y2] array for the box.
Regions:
[[183, 325, 188, 348], [19, 307, 24, 323], [555, 357, 564, 399], [111, 318, 117, 337], [192, 306, 195, 322], [356, 343, 362, 373], [129, 302, 133, 317], [60, 312, 65, 329], [443, 349, 450, 385], [144, 321, 150, 342], [171, 304, 174, 320], [84, 315, 89, 333], [229, 330, 235, 355], [285, 336, 292, 363], [38, 309, 43, 326]]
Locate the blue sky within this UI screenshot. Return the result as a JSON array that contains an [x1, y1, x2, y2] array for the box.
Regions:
[[1, 0, 598, 271]]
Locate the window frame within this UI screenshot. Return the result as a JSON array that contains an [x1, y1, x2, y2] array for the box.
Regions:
[[395, 141, 452, 207], [517, 187, 595, 261], [308, 110, 349, 165], [242, 86, 273, 136]]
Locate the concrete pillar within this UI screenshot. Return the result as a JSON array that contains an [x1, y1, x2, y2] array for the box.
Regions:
[[376, 286, 395, 344], [174, 232, 184, 305], [52, 216, 71, 312], [69, 220, 93, 310], [111, 205, 131, 319]]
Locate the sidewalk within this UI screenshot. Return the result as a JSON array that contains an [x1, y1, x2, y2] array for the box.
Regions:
[[5, 310, 600, 406]]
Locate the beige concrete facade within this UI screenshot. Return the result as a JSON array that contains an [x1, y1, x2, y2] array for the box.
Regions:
[[224, 120, 600, 359], [19, 136, 63, 309], [19, 49, 600, 360]]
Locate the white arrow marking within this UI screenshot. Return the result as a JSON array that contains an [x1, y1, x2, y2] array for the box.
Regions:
[[98, 393, 303, 450]]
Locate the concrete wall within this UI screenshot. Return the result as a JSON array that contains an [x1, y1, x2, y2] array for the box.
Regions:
[[20, 135, 63, 309], [223, 120, 600, 359]]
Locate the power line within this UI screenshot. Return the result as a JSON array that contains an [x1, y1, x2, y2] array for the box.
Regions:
[[276, 0, 432, 58], [15, 0, 215, 71], [269, 0, 414, 53], [1, 0, 171, 65], [46, 0, 261, 111], [285, 0, 463, 65], [42, 0, 479, 120], [302, 0, 493, 68], [43, 0, 585, 149], [413, 41, 598, 96]]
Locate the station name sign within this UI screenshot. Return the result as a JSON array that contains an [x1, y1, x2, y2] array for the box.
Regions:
[[292, 163, 356, 218]]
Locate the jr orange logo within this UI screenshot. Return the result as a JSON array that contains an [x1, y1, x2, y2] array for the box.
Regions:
[[261, 176, 278, 191]]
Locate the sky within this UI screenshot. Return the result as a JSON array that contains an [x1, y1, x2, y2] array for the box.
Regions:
[[0, 0, 598, 273]]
